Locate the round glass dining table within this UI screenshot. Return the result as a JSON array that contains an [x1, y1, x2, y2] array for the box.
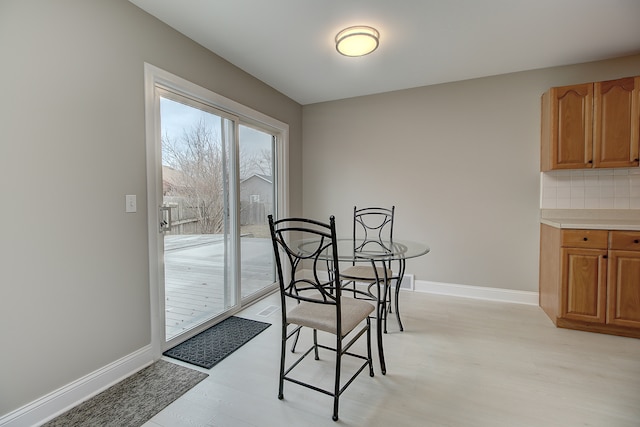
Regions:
[[296, 238, 430, 374]]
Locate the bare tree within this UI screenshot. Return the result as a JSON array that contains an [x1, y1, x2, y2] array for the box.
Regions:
[[162, 118, 274, 233], [240, 148, 272, 179], [162, 118, 226, 234], [253, 148, 273, 176]]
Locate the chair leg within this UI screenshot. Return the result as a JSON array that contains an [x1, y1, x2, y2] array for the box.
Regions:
[[290, 328, 300, 352], [313, 329, 319, 360], [376, 299, 387, 375], [333, 338, 342, 421], [279, 324, 287, 400], [367, 318, 374, 377], [386, 262, 394, 314], [382, 282, 389, 334]]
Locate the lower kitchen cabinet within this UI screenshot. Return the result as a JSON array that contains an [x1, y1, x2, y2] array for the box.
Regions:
[[562, 246, 607, 323], [540, 224, 640, 338], [607, 231, 640, 329]]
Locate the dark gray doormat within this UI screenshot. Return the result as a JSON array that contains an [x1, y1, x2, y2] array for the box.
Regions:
[[42, 359, 207, 427], [163, 316, 271, 369]]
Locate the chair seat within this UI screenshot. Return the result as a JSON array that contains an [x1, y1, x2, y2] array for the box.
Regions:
[[340, 265, 392, 281], [287, 297, 374, 337]]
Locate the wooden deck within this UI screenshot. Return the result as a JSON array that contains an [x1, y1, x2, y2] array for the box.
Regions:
[[164, 234, 275, 340]]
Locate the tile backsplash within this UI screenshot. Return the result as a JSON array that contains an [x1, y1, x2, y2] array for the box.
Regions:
[[541, 168, 640, 209]]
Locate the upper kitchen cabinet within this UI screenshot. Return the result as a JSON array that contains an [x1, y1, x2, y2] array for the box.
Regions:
[[541, 76, 640, 171], [594, 77, 640, 168], [541, 83, 593, 171]]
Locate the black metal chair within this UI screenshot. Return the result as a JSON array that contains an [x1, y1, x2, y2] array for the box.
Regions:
[[340, 206, 406, 332], [268, 215, 374, 422]]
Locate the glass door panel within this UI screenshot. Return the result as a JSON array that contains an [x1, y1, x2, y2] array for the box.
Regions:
[[239, 125, 276, 299], [160, 95, 237, 342]]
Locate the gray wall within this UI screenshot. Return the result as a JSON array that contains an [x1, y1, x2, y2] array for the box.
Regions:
[[0, 0, 302, 416], [302, 55, 640, 292], [2, 0, 639, 418]]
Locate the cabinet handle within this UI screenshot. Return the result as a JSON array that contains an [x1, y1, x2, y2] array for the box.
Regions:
[[583, 237, 588, 241], [587, 160, 593, 164], [634, 239, 639, 244], [603, 255, 608, 259]]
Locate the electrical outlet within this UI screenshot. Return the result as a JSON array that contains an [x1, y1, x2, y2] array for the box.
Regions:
[[125, 195, 137, 213]]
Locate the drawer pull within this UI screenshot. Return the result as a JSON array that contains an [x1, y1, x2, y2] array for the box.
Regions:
[[583, 237, 588, 241], [635, 239, 639, 244]]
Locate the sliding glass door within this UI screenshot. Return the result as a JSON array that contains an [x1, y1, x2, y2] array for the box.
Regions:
[[148, 86, 279, 351]]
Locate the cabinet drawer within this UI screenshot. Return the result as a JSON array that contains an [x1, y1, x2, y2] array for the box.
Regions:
[[609, 231, 640, 251], [561, 229, 608, 249]]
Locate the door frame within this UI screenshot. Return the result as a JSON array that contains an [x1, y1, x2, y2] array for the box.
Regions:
[[143, 63, 289, 358]]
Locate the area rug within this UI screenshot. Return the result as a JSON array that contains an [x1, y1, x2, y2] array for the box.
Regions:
[[163, 316, 271, 369], [42, 359, 208, 427]]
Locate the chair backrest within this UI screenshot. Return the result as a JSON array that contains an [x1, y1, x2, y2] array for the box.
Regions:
[[268, 215, 342, 315], [352, 206, 395, 253]]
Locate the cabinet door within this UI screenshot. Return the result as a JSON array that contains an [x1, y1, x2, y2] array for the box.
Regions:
[[542, 83, 593, 170], [593, 77, 640, 168], [561, 247, 607, 323], [544, 83, 593, 170], [607, 250, 640, 328]]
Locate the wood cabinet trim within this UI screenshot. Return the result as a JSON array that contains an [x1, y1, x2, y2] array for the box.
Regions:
[[539, 224, 561, 322]]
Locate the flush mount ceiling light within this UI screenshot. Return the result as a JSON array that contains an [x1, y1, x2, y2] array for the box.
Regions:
[[335, 26, 379, 57]]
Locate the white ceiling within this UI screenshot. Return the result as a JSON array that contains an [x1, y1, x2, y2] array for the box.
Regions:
[[129, 0, 640, 105]]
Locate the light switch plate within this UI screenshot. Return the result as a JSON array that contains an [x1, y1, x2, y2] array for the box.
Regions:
[[125, 195, 137, 213]]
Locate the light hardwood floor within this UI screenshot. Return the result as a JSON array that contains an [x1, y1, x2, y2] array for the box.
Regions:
[[145, 291, 640, 427]]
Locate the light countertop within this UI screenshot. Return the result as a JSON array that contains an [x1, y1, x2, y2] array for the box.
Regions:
[[540, 209, 640, 231]]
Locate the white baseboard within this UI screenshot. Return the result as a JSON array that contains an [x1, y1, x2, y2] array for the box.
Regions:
[[0, 345, 155, 427], [305, 269, 537, 305], [415, 280, 539, 305]]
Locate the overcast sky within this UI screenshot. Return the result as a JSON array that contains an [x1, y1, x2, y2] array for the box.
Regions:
[[160, 97, 272, 176]]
